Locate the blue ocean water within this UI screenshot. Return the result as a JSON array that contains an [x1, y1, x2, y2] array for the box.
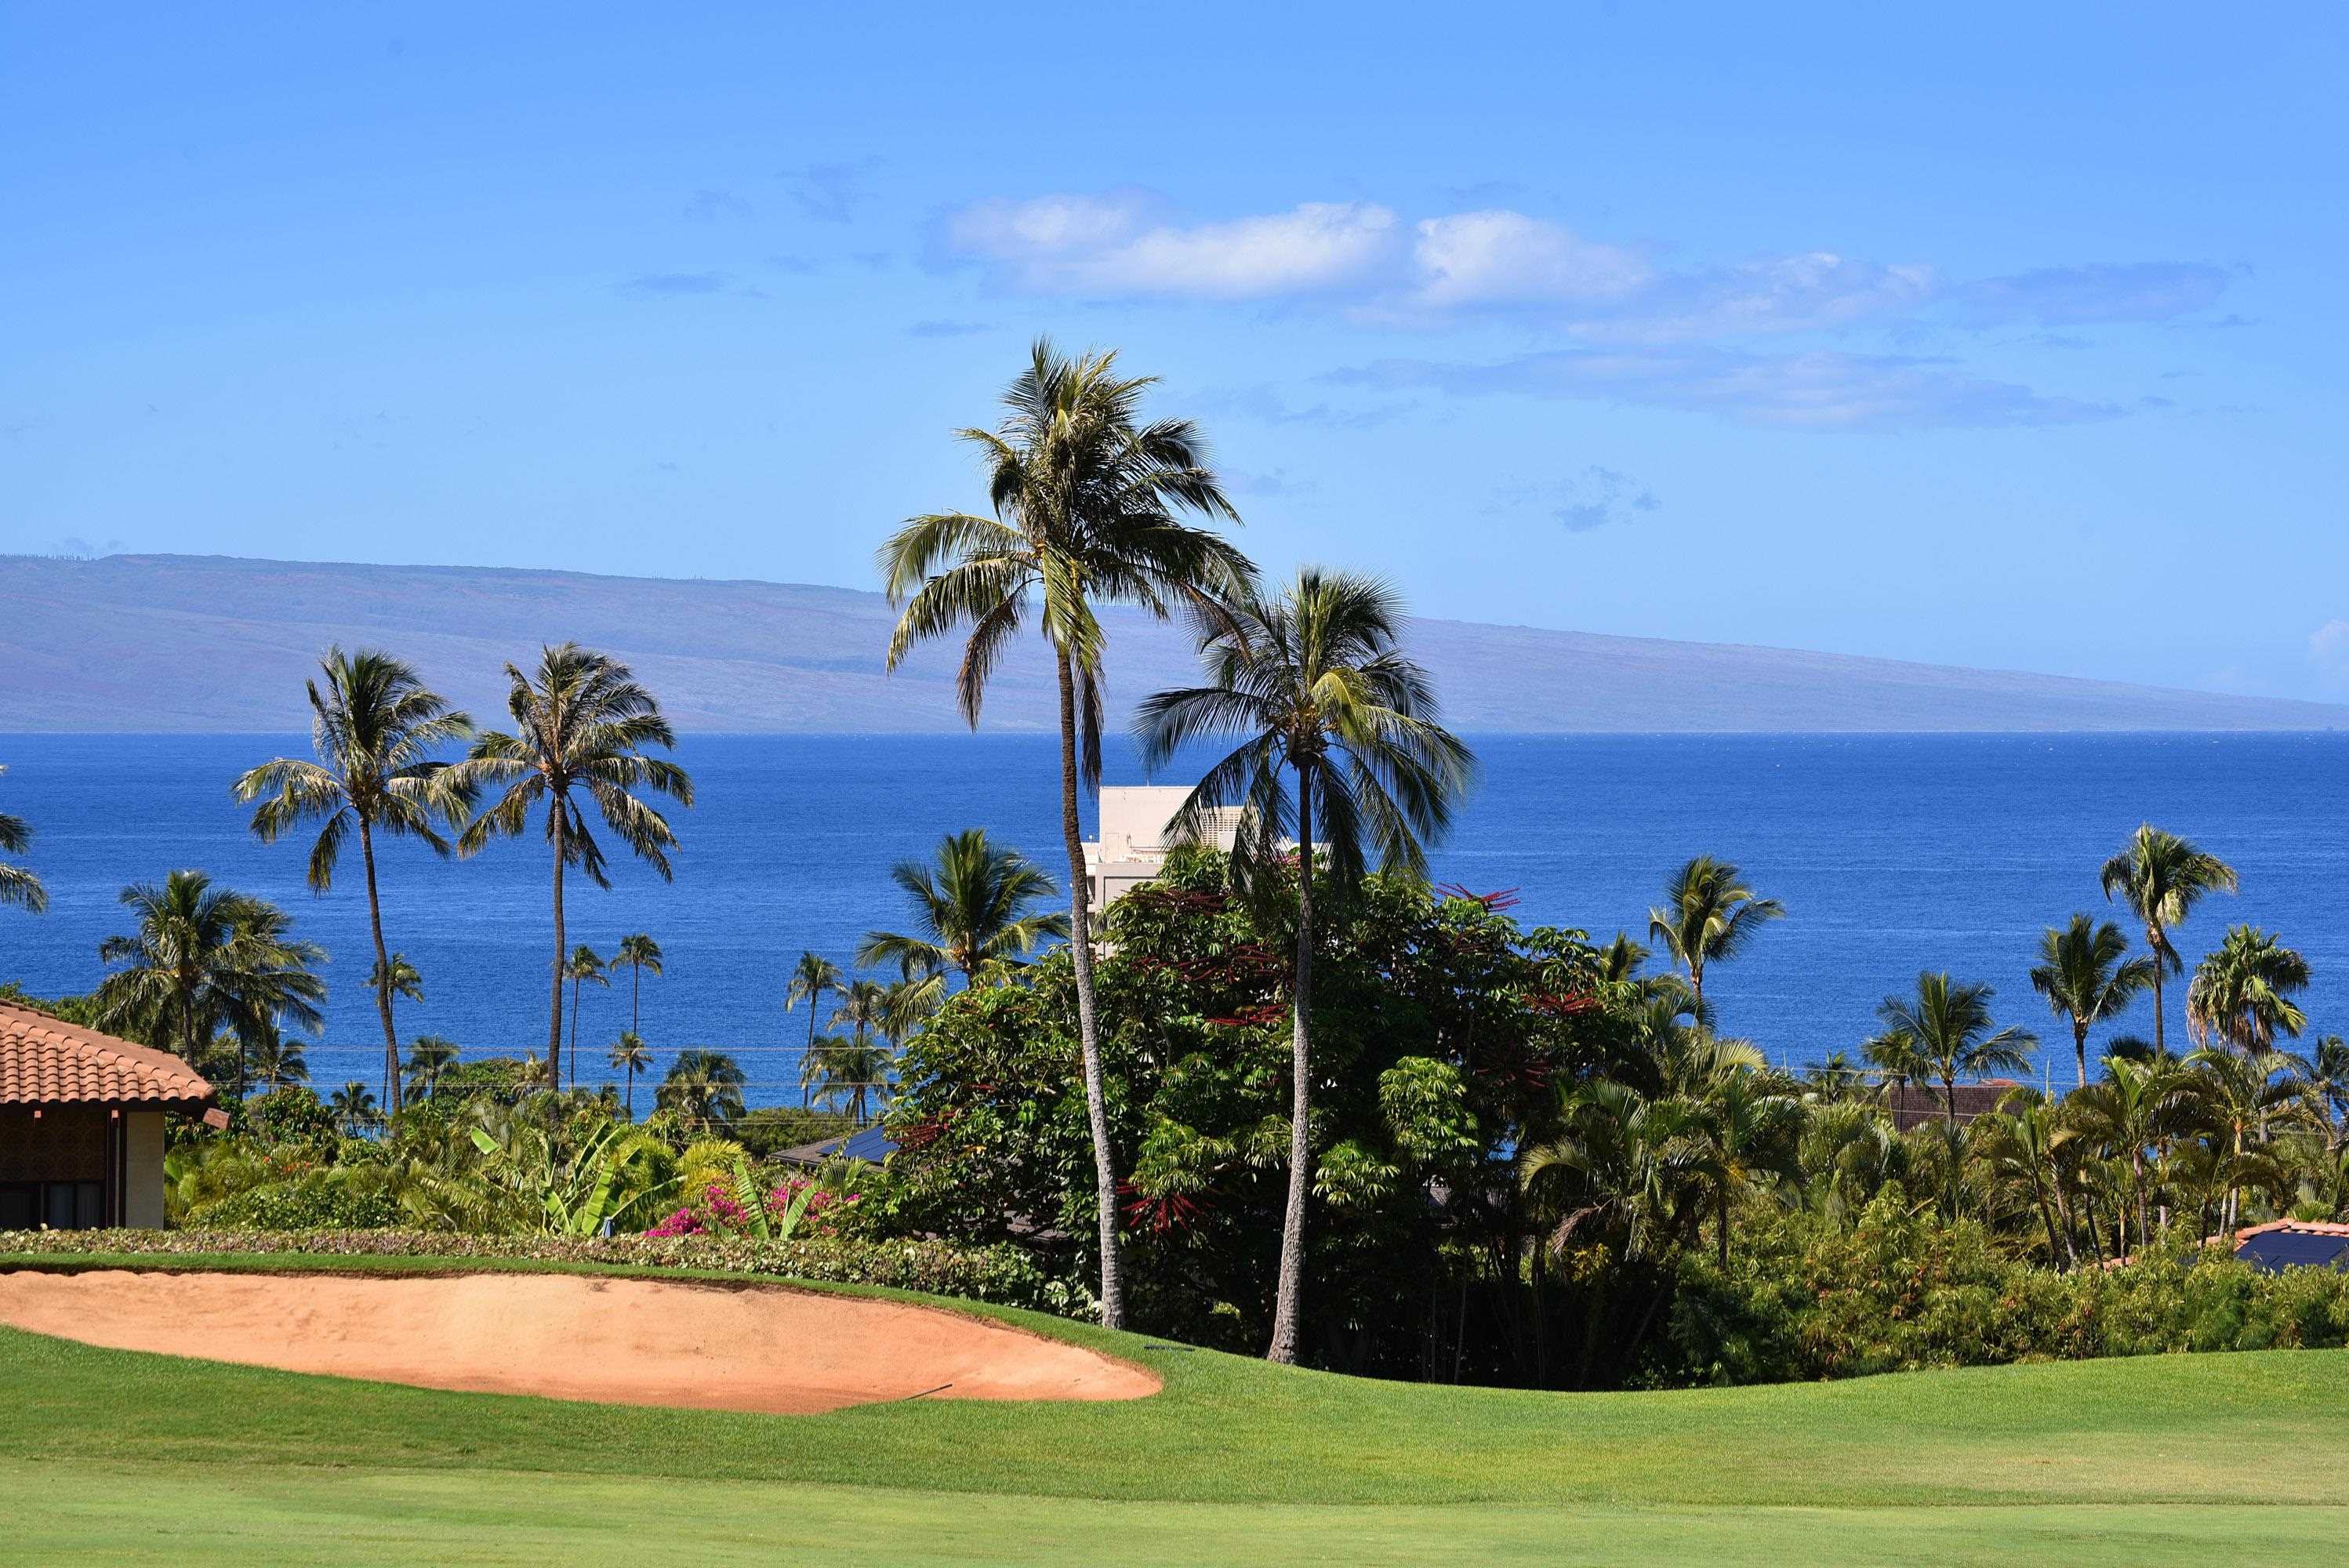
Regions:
[[0, 732, 2340, 1105]]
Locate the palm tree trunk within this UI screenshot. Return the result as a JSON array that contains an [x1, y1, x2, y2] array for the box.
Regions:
[[2030, 1171, 2065, 1269], [632, 965, 642, 1037], [2074, 1019, 2089, 1091], [568, 975, 581, 1091], [2049, 1168, 2081, 1267], [1269, 770, 1316, 1366], [2148, 938, 2166, 1057], [804, 1003, 817, 1111], [1942, 1071, 1959, 1135], [548, 802, 568, 1083], [359, 818, 402, 1117], [1053, 645, 1126, 1331], [625, 1063, 635, 1118]]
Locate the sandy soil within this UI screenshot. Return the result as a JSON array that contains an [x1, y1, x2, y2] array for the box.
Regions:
[[0, 1268, 1159, 1414]]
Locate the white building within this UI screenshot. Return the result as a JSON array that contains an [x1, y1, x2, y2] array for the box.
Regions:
[[1082, 786, 1243, 908]]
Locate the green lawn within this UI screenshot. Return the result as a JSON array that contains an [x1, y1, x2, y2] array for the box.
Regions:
[[5, 1252, 2345, 1564]]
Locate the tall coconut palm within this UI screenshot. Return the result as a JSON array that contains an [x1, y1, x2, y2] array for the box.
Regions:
[[450, 644, 692, 1090], [608, 1030, 653, 1117], [2029, 914, 2156, 1091], [93, 871, 328, 1087], [655, 1048, 745, 1128], [2186, 925, 2310, 1054], [0, 764, 46, 914], [1868, 972, 2038, 1134], [784, 950, 844, 1111], [564, 945, 608, 1090], [233, 648, 472, 1116], [878, 339, 1254, 1331], [2100, 825, 2238, 1057], [857, 829, 1068, 985], [329, 1080, 380, 1134], [1646, 857, 1784, 1016], [249, 1033, 310, 1091], [801, 1033, 896, 1123], [404, 1034, 459, 1100], [612, 933, 663, 1040], [1136, 567, 1474, 1364], [367, 952, 424, 1007]]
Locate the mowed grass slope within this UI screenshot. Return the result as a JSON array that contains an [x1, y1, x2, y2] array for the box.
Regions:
[[5, 1254, 2346, 1566]]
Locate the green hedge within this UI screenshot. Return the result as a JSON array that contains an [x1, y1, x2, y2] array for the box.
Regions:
[[1658, 1189, 2349, 1385], [193, 1183, 404, 1232], [0, 1228, 1053, 1310]]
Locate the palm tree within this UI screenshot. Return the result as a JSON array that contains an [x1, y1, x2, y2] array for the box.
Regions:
[[329, 1080, 379, 1134], [655, 1048, 745, 1128], [2100, 824, 2238, 1057], [2307, 1036, 2349, 1155], [450, 644, 693, 1089], [1646, 857, 1784, 1016], [609, 1030, 654, 1117], [1686, 1063, 1803, 1268], [249, 1033, 310, 1091], [784, 951, 845, 1111], [563, 945, 608, 1090], [1597, 931, 1649, 985], [1136, 567, 1474, 1364], [857, 829, 1068, 985], [2029, 914, 2156, 1090], [612, 933, 664, 1040], [2068, 1055, 2194, 1253], [801, 1033, 896, 1123], [368, 952, 424, 1007], [0, 764, 46, 915], [93, 872, 328, 1091], [879, 339, 1254, 1331], [1806, 1050, 1865, 1098], [2187, 926, 2310, 1054], [1868, 972, 2038, 1134], [404, 1034, 459, 1099], [233, 648, 472, 1116], [1975, 1095, 2075, 1267], [880, 973, 946, 1042], [2183, 1045, 2312, 1232]]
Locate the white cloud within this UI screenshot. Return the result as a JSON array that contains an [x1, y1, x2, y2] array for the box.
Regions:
[[1330, 346, 2120, 432], [1577, 252, 1937, 343], [1410, 211, 1650, 307], [941, 194, 1398, 298], [2311, 619, 2349, 685]]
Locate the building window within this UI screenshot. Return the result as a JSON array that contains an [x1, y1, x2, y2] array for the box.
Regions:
[[0, 1180, 104, 1230]]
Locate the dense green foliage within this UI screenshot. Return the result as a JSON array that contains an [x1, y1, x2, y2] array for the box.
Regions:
[[876, 845, 2347, 1386]]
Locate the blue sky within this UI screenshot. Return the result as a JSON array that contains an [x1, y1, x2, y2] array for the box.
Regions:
[[5, 4, 2345, 700]]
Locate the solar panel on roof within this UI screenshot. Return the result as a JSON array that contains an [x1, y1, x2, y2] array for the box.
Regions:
[[2235, 1232, 2349, 1273], [840, 1123, 896, 1162]]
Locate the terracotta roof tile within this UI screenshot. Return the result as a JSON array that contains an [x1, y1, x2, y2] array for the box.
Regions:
[[0, 1000, 217, 1108]]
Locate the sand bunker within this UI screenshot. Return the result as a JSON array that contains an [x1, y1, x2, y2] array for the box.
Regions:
[[0, 1268, 1158, 1414]]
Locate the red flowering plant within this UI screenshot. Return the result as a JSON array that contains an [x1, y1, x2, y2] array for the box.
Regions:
[[644, 1162, 864, 1240]]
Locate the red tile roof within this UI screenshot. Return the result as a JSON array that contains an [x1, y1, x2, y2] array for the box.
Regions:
[[0, 1000, 217, 1109]]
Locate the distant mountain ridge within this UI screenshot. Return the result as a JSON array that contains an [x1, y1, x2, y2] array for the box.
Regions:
[[3, 554, 2343, 734]]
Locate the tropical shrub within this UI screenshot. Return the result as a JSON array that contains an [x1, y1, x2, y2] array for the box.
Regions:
[[194, 1179, 403, 1232]]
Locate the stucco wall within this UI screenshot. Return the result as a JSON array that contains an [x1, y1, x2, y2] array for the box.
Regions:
[[123, 1111, 166, 1229]]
